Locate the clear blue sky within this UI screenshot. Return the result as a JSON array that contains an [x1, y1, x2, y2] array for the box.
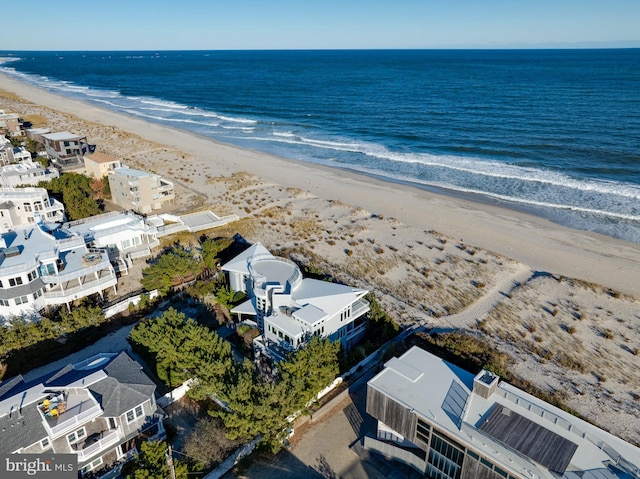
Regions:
[[2, 0, 639, 50]]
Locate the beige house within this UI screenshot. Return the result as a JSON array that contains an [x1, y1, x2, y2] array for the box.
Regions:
[[108, 167, 174, 214], [0, 111, 22, 137], [84, 151, 122, 178]]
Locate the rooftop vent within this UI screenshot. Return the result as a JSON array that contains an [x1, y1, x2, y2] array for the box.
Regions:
[[2, 246, 21, 257]]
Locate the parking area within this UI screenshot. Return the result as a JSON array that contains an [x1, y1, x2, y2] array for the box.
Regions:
[[228, 377, 422, 479]]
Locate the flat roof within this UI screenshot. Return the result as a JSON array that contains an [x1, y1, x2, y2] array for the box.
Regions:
[[84, 151, 119, 164], [293, 303, 327, 325], [41, 132, 85, 141], [368, 346, 640, 479], [269, 311, 305, 338], [0, 226, 57, 270], [113, 167, 156, 179]]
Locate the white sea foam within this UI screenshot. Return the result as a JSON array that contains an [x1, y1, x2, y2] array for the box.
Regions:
[[349, 165, 640, 221], [140, 99, 189, 109], [255, 132, 640, 201], [123, 110, 220, 127], [216, 114, 256, 124]]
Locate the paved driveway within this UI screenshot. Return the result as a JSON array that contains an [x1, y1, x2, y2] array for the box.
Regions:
[[229, 376, 422, 479]]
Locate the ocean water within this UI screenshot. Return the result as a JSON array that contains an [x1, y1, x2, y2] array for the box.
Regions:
[[1, 50, 639, 243]]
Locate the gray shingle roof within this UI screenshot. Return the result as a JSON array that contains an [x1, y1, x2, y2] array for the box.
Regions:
[[0, 351, 156, 453], [89, 353, 156, 417]]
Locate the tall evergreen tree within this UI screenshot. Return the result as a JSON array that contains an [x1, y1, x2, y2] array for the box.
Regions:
[[141, 246, 202, 294], [128, 308, 232, 395]]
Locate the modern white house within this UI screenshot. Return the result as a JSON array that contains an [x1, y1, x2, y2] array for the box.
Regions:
[[108, 167, 174, 214], [12, 146, 31, 163], [63, 211, 160, 274], [222, 243, 370, 361], [0, 187, 65, 233], [0, 159, 60, 187], [0, 351, 165, 477], [365, 346, 640, 479], [0, 219, 117, 321]]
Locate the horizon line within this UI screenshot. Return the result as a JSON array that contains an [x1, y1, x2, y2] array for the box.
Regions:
[[2, 45, 640, 53]]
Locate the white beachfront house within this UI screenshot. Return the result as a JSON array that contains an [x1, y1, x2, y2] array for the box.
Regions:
[[222, 243, 370, 361], [0, 159, 60, 187], [0, 219, 117, 321], [0, 187, 65, 233], [62, 211, 160, 274]]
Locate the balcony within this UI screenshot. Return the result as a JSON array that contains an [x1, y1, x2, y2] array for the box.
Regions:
[[74, 429, 122, 462], [43, 271, 117, 302], [350, 298, 370, 319], [39, 389, 103, 439], [40, 253, 113, 284]]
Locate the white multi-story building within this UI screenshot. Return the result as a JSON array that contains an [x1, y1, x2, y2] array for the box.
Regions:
[[0, 159, 60, 187], [365, 346, 640, 479], [0, 187, 65, 233], [0, 351, 165, 477], [108, 167, 174, 214], [0, 220, 117, 320], [63, 211, 160, 274], [222, 243, 369, 361]]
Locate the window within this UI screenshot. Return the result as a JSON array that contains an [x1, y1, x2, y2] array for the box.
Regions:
[[125, 404, 145, 423], [0, 299, 9, 307], [480, 457, 493, 469], [80, 458, 104, 476], [416, 419, 431, 444], [426, 430, 464, 479], [41, 438, 50, 450], [9, 277, 23, 287], [33, 289, 43, 300], [40, 263, 56, 276], [15, 296, 29, 305], [494, 467, 508, 478], [466, 450, 479, 460], [28, 270, 38, 281], [67, 428, 86, 444]]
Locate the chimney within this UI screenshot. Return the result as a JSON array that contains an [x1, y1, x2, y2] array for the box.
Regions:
[[473, 369, 500, 399]]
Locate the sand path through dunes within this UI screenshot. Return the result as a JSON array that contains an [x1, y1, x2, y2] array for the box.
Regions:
[[434, 264, 534, 331]]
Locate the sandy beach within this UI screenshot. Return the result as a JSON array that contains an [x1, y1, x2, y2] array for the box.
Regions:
[[1, 72, 639, 444]]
